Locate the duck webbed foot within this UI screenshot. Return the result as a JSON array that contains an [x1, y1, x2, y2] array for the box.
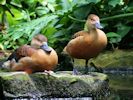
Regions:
[[44, 70, 54, 75], [72, 68, 81, 75]]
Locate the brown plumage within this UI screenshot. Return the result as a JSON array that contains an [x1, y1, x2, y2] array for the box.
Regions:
[[8, 34, 48, 61], [31, 34, 48, 49], [7, 34, 58, 74], [64, 14, 107, 73]]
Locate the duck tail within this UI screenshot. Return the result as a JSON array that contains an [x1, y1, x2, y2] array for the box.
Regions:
[[7, 49, 19, 62]]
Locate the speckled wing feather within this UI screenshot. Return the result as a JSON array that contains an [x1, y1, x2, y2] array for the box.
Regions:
[[7, 45, 36, 62]]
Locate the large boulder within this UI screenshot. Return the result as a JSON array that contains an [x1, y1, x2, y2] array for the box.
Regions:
[[0, 71, 109, 99], [90, 50, 133, 68], [74, 50, 133, 70]]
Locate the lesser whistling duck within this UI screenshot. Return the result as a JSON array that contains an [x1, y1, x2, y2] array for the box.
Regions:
[[64, 14, 107, 73], [6, 34, 58, 74], [7, 34, 48, 62]]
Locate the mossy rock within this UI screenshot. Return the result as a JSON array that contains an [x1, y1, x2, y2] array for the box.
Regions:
[[0, 71, 109, 99], [0, 72, 39, 98], [74, 50, 133, 69], [91, 50, 133, 68]]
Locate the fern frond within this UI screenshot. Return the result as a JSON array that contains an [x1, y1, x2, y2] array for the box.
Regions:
[[7, 14, 58, 41]]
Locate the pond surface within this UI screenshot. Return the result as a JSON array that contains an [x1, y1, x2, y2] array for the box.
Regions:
[[105, 72, 133, 100]]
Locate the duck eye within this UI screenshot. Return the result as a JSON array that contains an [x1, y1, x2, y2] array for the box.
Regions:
[[36, 38, 42, 42], [91, 19, 95, 21]]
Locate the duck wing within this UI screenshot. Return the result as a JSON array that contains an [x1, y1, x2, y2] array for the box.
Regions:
[[7, 45, 36, 62], [72, 31, 88, 39]]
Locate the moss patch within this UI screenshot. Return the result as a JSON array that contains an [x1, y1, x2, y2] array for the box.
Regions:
[[74, 50, 133, 69], [0, 71, 109, 98]]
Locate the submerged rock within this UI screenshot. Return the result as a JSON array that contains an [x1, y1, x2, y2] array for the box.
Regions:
[[0, 71, 109, 99]]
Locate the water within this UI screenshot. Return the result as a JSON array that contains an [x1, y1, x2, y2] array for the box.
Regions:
[[105, 71, 133, 100], [8, 97, 92, 100]]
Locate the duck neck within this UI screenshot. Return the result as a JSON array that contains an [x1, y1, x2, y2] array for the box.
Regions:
[[87, 27, 97, 33], [84, 22, 97, 33]]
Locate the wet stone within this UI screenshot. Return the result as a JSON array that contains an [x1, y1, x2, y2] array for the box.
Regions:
[[0, 71, 109, 99]]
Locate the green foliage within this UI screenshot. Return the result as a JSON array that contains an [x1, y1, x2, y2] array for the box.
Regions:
[[0, 0, 6, 5], [108, 0, 124, 7], [0, 0, 133, 50], [1, 15, 57, 49], [106, 32, 121, 44]]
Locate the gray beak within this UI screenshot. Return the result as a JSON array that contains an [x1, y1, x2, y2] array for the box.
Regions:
[[95, 21, 103, 29], [40, 42, 52, 53]]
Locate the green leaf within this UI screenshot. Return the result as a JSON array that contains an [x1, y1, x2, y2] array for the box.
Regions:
[[107, 32, 122, 44], [73, 5, 92, 19], [4, 41, 9, 46], [18, 38, 28, 45], [23, 0, 37, 6], [109, 37, 121, 43], [73, 0, 101, 6], [117, 24, 131, 38], [59, 0, 73, 11], [106, 32, 121, 38], [10, 8, 24, 21], [6, 11, 18, 25], [108, 0, 124, 7], [7, 14, 58, 42], [10, 0, 22, 8], [53, 29, 66, 38], [55, 24, 63, 28], [38, 0, 47, 6], [59, 16, 69, 25], [47, 3, 55, 12], [0, 0, 6, 5], [12, 31, 25, 40], [44, 27, 57, 38], [35, 6, 49, 16], [0, 43, 4, 50], [47, 0, 55, 3], [126, 6, 133, 12]]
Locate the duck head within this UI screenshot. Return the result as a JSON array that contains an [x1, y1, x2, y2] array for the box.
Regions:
[[86, 14, 103, 30], [31, 34, 48, 48]]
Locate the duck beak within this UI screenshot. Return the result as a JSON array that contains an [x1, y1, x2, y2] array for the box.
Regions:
[[40, 42, 52, 53], [95, 21, 103, 29]]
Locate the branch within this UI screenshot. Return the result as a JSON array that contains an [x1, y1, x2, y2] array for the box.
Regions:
[[101, 13, 133, 21], [68, 15, 85, 22], [68, 13, 133, 22]]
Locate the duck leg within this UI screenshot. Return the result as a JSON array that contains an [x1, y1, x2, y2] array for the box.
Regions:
[[84, 60, 89, 74], [72, 59, 80, 75]]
